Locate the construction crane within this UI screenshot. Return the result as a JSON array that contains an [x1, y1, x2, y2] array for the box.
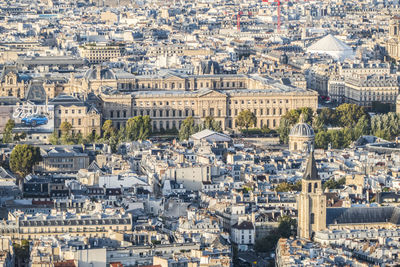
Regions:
[[262, 0, 284, 32], [262, 0, 305, 32]]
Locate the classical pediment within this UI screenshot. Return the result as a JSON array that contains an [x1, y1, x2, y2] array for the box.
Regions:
[[197, 89, 227, 98]]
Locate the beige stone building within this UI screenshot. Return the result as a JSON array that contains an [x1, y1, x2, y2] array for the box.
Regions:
[[0, 65, 29, 98], [298, 153, 400, 240], [387, 16, 400, 61], [49, 94, 102, 137], [0, 212, 132, 241], [96, 70, 318, 131], [344, 74, 399, 107], [78, 43, 125, 64], [297, 153, 326, 240]]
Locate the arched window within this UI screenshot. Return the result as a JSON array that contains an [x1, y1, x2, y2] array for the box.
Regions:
[[308, 183, 312, 193]]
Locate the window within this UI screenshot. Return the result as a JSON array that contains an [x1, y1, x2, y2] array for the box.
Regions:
[[311, 213, 315, 224]]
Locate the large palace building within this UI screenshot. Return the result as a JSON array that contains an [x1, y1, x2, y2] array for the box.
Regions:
[[0, 64, 318, 133], [91, 67, 318, 131]]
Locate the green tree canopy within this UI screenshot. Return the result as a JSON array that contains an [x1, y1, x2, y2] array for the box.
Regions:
[[203, 116, 222, 132], [179, 116, 198, 141], [125, 115, 151, 141], [371, 112, 400, 141], [236, 110, 256, 131], [277, 107, 313, 143], [275, 181, 301, 192], [254, 215, 297, 253], [323, 178, 346, 190], [3, 119, 15, 143], [10, 144, 42, 180], [102, 120, 116, 140], [336, 103, 369, 128], [59, 121, 74, 144]]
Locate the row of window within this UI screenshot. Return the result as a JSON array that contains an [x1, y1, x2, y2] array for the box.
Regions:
[[58, 109, 83, 114], [135, 81, 245, 90], [127, 107, 287, 118], [134, 98, 291, 107]]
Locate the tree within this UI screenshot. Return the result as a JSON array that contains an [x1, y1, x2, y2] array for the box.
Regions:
[[59, 121, 74, 144], [10, 144, 42, 180], [277, 216, 297, 238], [314, 108, 338, 131], [60, 121, 72, 134], [102, 120, 116, 139], [179, 116, 198, 141], [3, 119, 15, 143], [354, 115, 371, 137], [277, 117, 291, 144], [236, 110, 256, 132], [13, 240, 30, 266], [275, 181, 301, 192], [315, 130, 330, 149], [254, 216, 297, 253], [125, 115, 151, 141], [336, 103, 369, 128], [329, 129, 345, 149], [282, 107, 313, 125], [323, 178, 346, 190], [371, 112, 400, 141], [49, 131, 59, 145], [203, 116, 222, 132]]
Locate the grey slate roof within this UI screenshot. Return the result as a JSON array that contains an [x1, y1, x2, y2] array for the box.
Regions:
[[326, 207, 396, 225]]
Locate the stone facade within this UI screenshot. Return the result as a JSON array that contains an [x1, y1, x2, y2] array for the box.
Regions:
[[297, 153, 326, 240], [387, 16, 400, 61]]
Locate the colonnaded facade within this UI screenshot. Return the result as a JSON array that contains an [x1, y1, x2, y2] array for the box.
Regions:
[[96, 69, 318, 131], [0, 65, 318, 132]]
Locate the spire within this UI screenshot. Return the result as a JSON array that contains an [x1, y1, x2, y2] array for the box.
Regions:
[[303, 151, 319, 180], [299, 112, 306, 123]]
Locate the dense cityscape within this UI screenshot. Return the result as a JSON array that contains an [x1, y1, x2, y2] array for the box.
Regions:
[[2, 0, 400, 266]]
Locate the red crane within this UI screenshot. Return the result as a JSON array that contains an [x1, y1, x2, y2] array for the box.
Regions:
[[237, 11, 243, 31], [262, 0, 284, 32]]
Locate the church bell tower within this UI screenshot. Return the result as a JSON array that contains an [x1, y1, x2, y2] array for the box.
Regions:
[[297, 152, 326, 240]]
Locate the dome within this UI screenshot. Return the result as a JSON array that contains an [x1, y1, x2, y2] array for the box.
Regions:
[[199, 60, 221, 74], [289, 123, 315, 137], [84, 66, 116, 81], [289, 113, 315, 138]]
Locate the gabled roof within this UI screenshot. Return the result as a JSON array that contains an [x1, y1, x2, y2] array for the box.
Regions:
[[326, 206, 395, 225], [191, 129, 232, 143], [87, 160, 103, 173]]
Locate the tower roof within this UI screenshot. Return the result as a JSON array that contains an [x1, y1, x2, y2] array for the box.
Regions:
[[303, 152, 319, 180]]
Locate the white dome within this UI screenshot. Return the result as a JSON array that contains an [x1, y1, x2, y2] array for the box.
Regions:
[[289, 123, 315, 138]]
